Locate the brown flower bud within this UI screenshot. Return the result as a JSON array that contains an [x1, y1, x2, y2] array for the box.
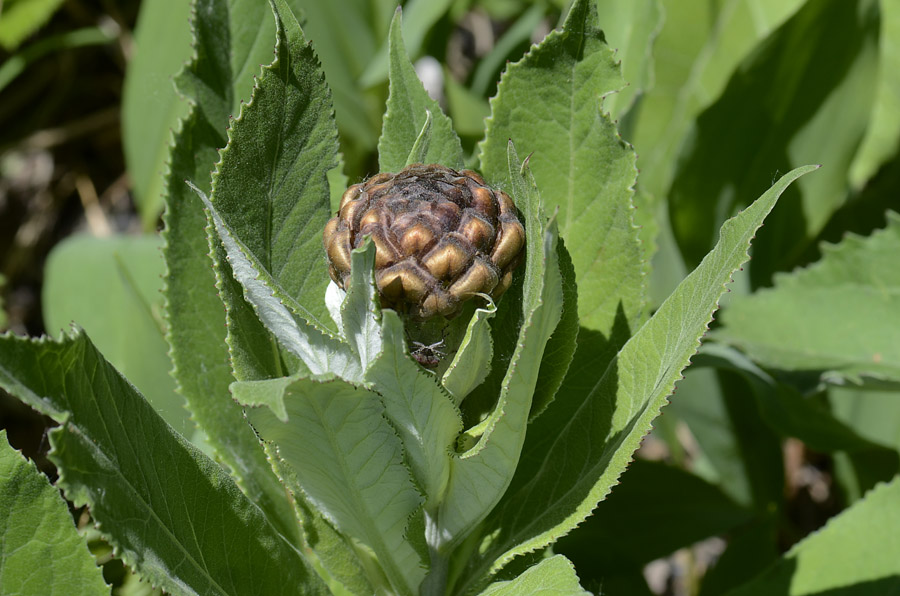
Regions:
[[323, 164, 525, 319]]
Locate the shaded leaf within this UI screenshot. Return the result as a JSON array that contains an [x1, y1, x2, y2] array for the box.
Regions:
[[42, 234, 187, 436], [850, 0, 900, 186], [479, 0, 645, 336], [378, 7, 463, 172], [0, 330, 329, 596], [668, 0, 880, 285], [161, 0, 300, 543], [435, 144, 563, 552], [360, 0, 455, 88], [632, 0, 808, 199], [665, 365, 784, 510], [555, 459, 754, 573], [456, 166, 817, 593], [290, 0, 394, 153]]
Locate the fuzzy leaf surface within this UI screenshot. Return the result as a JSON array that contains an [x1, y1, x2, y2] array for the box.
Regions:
[[199, 187, 360, 380], [378, 7, 463, 172], [479, 555, 590, 596], [715, 211, 900, 385], [161, 0, 300, 541], [0, 430, 108, 596], [209, 0, 338, 331], [726, 476, 900, 595], [234, 375, 425, 595], [366, 310, 461, 508], [436, 144, 563, 552], [479, 0, 644, 335], [456, 166, 818, 592], [0, 330, 329, 596]]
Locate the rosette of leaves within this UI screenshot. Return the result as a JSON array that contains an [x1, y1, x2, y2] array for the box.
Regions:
[[0, 0, 822, 594]]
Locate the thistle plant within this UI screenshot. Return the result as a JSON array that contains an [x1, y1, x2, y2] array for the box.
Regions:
[[0, 0, 832, 594]]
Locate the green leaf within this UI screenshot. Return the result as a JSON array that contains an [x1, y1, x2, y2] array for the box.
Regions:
[[632, 0, 808, 200], [698, 344, 900, 479], [0, 0, 64, 51], [0, 430, 108, 596], [378, 7, 463, 172], [479, 0, 645, 336], [725, 476, 900, 596], [478, 555, 589, 596], [0, 274, 7, 329], [366, 309, 461, 510], [442, 300, 497, 404], [339, 239, 382, 371], [850, 0, 900, 186], [830, 385, 900, 502], [122, 0, 192, 229], [42, 234, 189, 436], [359, 0, 455, 88], [328, 156, 349, 214], [530, 237, 579, 420], [456, 166, 818, 592], [436, 144, 563, 553], [667, 0, 880, 283], [444, 69, 491, 139], [406, 109, 434, 166], [162, 0, 301, 544], [593, 0, 663, 121], [715, 211, 900, 385], [699, 519, 780, 596], [0, 330, 330, 596], [209, 0, 338, 331], [830, 386, 900, 453], [556, 459, 756, 592], [234, 374, 426, 596], [198, 185, 360, 380], [289, 0, 394, 153]]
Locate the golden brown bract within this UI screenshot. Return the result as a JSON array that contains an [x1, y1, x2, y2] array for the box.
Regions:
[[323, 163, 526, 320]]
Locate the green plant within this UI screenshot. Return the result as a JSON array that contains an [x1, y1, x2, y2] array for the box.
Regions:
[[3, 0, 900, 594]]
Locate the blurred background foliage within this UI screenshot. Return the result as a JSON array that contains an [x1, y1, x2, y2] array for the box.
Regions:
[[1, 0, 898, 594]]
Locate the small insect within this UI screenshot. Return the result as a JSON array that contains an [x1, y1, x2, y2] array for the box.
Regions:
[[409, 339, 446, 369]]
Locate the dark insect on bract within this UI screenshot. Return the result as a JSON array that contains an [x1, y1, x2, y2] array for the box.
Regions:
[[409, 339, 446, 369]]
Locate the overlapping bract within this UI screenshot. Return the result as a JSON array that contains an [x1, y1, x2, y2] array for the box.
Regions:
[[323, 164, 525, 319]]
